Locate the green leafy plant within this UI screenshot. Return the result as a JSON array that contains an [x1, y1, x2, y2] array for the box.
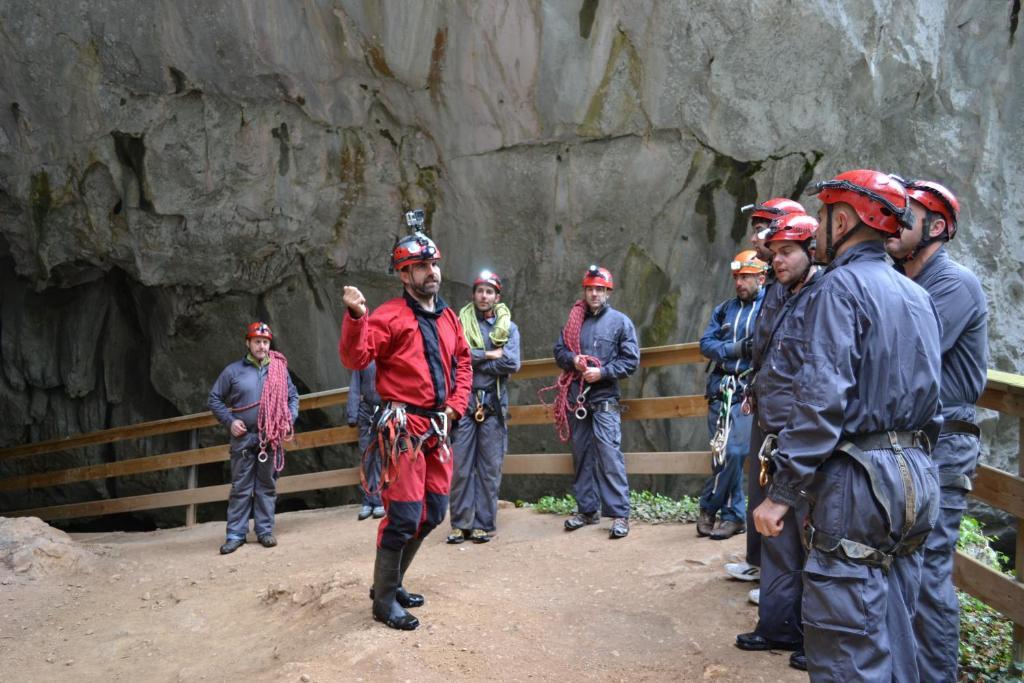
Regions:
[[956, 515, 1019, 681], [531, 490, 700, 523]]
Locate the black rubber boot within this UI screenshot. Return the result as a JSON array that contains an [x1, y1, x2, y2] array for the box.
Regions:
[[369, 538, 425, 608], [371, 547, 419, 630]]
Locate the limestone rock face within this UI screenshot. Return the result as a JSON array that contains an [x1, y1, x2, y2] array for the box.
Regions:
[[0, 2, 1020, 517]]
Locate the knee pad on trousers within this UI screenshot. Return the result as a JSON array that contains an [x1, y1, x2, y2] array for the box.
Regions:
[[420, 492, 449, 537], [380, 500, 422, 550]]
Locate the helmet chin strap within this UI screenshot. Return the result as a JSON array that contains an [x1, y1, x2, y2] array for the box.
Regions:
[[894, 213, 945, 266]]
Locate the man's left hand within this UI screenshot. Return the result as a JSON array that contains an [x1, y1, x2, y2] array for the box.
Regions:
[[753, 499, 790, 537], [444, 407, 457, 423], [582, 367, 602, 383]]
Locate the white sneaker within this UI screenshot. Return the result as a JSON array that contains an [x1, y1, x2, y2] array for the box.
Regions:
[[748, 588, 760, 605], [724, 562, 761, 582]]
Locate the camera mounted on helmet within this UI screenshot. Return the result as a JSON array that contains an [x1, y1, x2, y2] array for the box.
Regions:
[[390, 208, 441, 273]]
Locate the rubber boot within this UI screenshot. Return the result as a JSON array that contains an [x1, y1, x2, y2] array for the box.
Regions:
[[369, 538, 425, 608], [371, 547, 419, 630]]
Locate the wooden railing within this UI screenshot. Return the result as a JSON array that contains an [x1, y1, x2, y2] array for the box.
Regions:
[[0, 341, 1021, 660]]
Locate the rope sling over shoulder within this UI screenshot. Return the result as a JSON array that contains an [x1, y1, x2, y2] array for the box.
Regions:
[[228, 350, 295, 472], [538, 300, 601, 442]]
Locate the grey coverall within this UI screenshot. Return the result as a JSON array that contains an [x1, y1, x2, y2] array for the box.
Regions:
[[748, 269, 823, 646], [346, 363, 383, 508], [209, 356, 299, 541], [554, 304, 640, 519], [766, 241, 942, 682], [450, 315, 522, 532], [908, 247, 988, 682]]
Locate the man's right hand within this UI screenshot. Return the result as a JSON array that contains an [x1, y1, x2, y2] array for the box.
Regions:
[[230, 419, 247, 438], [343, 286, 367, 318], [573, 355, 588, 372]]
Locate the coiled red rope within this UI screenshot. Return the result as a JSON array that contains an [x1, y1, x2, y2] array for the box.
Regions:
[[258, 350, 295, 472], [538, 300, 600, 442]]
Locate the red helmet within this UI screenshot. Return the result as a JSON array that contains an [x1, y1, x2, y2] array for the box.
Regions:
[[730, 250, 768, 275], [742, 197, 806, 222], [473, 269, 502, 293], [764, 213, 818, 244], [582, 264, 614, 290], [811, 170, 912, 235], [894, 177, 960, 240], [246, 321, 273, 340], [391, 231, 442, 271]]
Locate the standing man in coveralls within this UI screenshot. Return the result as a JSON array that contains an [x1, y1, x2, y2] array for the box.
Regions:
[[448, 270, 522, 544], [208, 322, 299, 555], [726, 198, 806, 584], [339, 210, 472, 631], [697, 250, 766, 540], [735, 213, 822, 671], [885, 177, 988, 682], [554, 265, 640, 539], [753, 170, 942, 681], [346, 361, 386, 521]]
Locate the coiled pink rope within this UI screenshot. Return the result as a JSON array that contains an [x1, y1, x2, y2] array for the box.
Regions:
[[538, 300, 600, 442], [258, 350, 295, 472]]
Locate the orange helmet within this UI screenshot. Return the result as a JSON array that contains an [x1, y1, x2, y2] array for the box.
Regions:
[[246, 322, 273, 340], [391, 231, 441, 271], [893, 177, 960, 241], [764, 214, 819, 245], [742, 197, 806, 222], [582, 264, 614, 290], [810, 170, 912, 235], [473, 269, 502, 293], [730, 250, 768, 275]]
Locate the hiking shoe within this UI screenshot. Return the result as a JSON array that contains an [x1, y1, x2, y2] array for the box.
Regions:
[[735, 631, 801, 651], [258, 534, 277, 548], [724, 562, 760, 582], [748, 588, 760, 605], [564, 511, 600, 531], [446, 528, 466, 544], [219, 538, 245, 555], [609, 518, 629, 539], [357, 504, 373, 520], [790, 649, 808, 671], [696, 509, 716, 537], [372, 505, 386, 519], [710, 520, 745, 540], [470, 529, 491, 544]]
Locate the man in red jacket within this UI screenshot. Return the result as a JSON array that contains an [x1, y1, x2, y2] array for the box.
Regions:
[[339, 211, 472, 631]]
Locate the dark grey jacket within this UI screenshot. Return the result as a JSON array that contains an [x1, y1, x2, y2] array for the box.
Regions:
[[767, 241, 943, 506], [208, 356, 300, 454], [913, 247, 988, 423], [554, 304, 640, 402]]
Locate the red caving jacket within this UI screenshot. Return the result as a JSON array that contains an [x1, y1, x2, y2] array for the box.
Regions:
[[340, 291, 473, 419]]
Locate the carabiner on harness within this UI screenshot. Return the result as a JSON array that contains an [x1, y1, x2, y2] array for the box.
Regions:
[[757, 433, 778, 488], [257, 438, 269, 464], [473, 390, 487, 423], [709, 375, 738, 468], [574, 385, 592, 420]]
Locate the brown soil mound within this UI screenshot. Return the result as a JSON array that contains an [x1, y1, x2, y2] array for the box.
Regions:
[[0, 506, 805, 681]]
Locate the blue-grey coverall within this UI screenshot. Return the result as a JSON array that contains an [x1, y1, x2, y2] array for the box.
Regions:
[[554, 304, 640, 519], [766, 241, 942, 682], [209, 356, 299, 541], [909, 247, 988, 683], [699, 288, 763, 523], [748, 269, 823, 646], [450, 316, 522, 532], [346, 363, 382, 508]]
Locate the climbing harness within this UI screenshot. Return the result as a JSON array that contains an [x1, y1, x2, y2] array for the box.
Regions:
[[474, 389, 488, 423], [361, 401, 451, 497], [537, 300, 601, 442]]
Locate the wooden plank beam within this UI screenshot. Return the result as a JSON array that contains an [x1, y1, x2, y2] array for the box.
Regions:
[[969, 465, 1024, 521], [508, 395, 706, 425], [0, 426, 360, 493], [953, 551, 1024, 627]]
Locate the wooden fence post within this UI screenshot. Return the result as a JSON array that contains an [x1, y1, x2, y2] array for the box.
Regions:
[[185, 429, 198, 526]]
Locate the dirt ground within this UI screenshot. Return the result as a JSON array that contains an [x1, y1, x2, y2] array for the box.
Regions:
[[0, 505, 807, 682]]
